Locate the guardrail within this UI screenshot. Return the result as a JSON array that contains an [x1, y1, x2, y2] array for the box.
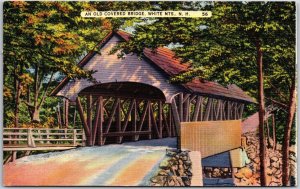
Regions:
[[3, 128, 86, 148]]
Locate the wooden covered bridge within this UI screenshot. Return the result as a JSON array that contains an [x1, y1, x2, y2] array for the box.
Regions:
[[49, 30, 255, 149]]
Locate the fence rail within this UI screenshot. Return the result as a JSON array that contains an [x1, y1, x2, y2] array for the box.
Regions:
[[3, 128, 86, 148]]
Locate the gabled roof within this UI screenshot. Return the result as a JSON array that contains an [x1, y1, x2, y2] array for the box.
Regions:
[[116, 30, 255, 103], [51, 30, 256, 104]]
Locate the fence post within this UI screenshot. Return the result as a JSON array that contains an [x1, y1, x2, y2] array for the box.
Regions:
[[64, 128, 67, 139], [82, 129, 86, 146], [38, 129, 42, 144], [46, 128, 50, 144], [27, 128, 36, 148], [73, 129, 77, 146], [12, 151, 17, 162]]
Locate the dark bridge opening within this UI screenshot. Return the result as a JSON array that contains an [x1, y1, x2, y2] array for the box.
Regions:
[[80, 82, 166, 101], [77, 82, 176, 146]]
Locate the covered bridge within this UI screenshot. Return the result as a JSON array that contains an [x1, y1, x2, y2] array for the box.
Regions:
[[51, 30, 255, 148]]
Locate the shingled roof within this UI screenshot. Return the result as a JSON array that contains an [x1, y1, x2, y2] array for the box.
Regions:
[[51, 30, 256, 104]]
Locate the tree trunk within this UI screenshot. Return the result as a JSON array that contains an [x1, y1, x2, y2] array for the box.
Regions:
[[14, 79, 21, 128], [31, 64, 40, 123], [266, 116, 271, 148], [272, 114, 276, 151], [256, 41, 267, 186], [282, 80, 296, 186], [31, 108, 40, 123]]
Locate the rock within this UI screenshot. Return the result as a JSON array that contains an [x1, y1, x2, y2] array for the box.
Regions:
[[266, 175, 272, 186], [266, 168, 273, 176], [150, 176, 159, 183], [269, 181, 280, 186], [184, 160, 192, 166], [167, 178, 175, 186], [166, 149, 177, 157], [175, 176, 185, 186], [178, 159, 183, 165], [182, 178, 191, 186], [159, 158, 170, 169], [158, 170, 169, 176], [185, 171, 192, 177], [271, 161, 280, 169], [182, 156, 188, 161], [240, 167, 253, 179], [234, 172, 244, 179], [270, 156, 279, 162], [274, 170, 282, 179], [253, 157, 260, 164]]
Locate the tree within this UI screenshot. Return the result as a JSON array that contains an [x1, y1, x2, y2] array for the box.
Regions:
[[3, 1, 110, 124]]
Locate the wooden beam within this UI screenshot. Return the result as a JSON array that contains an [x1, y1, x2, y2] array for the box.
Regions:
[[210, 99, 215, 120], [234, 102, 238, 120], [73, 109, 77, 128], [199, 98, 204, 121], [148, 100, 152, 140], [105, 98, 120, 133], [158, 101, 163, 138], [92, 97, 101, 145], [65, 99, 69, 128], [87, 95, 93, 145], [227, 101, 231, 120], [136, 101, 150, 140], [222, 101, 227, 120], [137, 101, 150, 131], [214, 100, 222, 120], [192, 96, 202, 121], [239, 104, 244, 119], [150, 104, 159, 138], [132, 99, 137, 141], [119, 99, 135, 142], [171, 98, 181, 148], [162, 108, 171, 137], [189, 94, 197, 103], [122, 99, 135, 132], [57, 105, 62, 128], [178, 93, 183, 121], [203, 98, 213, 121], [116, 98, 122, 143], [12, 151, 17, 162], [182, 94, 190, 103], [62, 99, 66, 127], [183, 94, 190, 122], [219, 101, 224, 121], [76, 97, 90, 138], [97, 96, 104, 146]]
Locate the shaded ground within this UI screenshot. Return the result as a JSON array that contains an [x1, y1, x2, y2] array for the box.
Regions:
[[3, 138, 177, 186]]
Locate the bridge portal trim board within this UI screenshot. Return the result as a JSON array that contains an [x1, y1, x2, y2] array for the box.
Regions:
[[180, 120, 241, 158]]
